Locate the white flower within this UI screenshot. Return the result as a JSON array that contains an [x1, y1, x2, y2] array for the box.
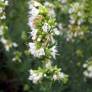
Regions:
[[61, 0, 67, 4], [83, 71, 88, 77], [50, 45, 57, 59], [31, 0, 41, 7], [58, 23, 63, 30], [28, 19, 35, 30], [53, 74, 58, 80], [88, 71, 92, 78], [44, 1, 50, 6], [50, 36, 56, 44], [12, 42, 18, 47], [83, 71, 92, 78], [48, 8, 56, 17], [69, 19, 75, 24], [0, 15, 6, 20], [37, 48, 45, 57], [45, 60, 52, 68], [37, 37, 41, 42], [59, 72, 65, 79], [68, 8, 74, 14], [73, 32, 78, 37], [28, 6, 39, 30], [74, 2, 80, 9], [0, 37, 7, 44], [77, 11, 82, 16], [88, 66, 92, 72], [28, 42, 45, 57], [0, 37, 11, 51], [68, 2, 80, 14], [29, 42, 35, 49], [28, 42, 36, 55], [77, 19, 83, 25], [42, 23, 50, 32], [30, 29, 37, 40], [29, 7, 39, 17], [1, 0, 4, 2], [53, 28, 60, 35], [53, 72, 66, 80], [29, 69, 43, 84], [5, 0, 8, 5], [83, 64, 87, 68]]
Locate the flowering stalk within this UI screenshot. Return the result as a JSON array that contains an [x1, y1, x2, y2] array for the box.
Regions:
[[66, 2, 85, 41], [0, 0, 18, 51], [0, 0, 8, 37], [28, 0, 68, 84], [28, 1, 58, 59]]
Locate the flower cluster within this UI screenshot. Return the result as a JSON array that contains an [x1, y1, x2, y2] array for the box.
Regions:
[[54, 0, 86, 42], [63, 2, 85, 41], [28, 69, 43, 84], [44, 1, 56, 18], [28, 0, 60, 59], [29, 42, 45, 58], [83, 59, 92, 79], [28, 0, 67, 84], [28, 66, 68, 84]]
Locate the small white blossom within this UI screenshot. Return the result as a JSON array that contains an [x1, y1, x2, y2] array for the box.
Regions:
[[45, 61, 52, 68], [28, 42, 36, 55], [77, 19, 84, 25], [68, 8, 74, 14], [12, 42, 18, 47], [83, 64, 88, 68], [83, 62, 92, 78], [28, 42, 45, 57], [68, 2, 80, 14], [29, 69, 43, 84], [83, 71, 92, 78], [48, 8, 56, 17], [74, 2, 80, 9], [37, 37, 41, 42], [37, 48, 45, 57], [4, 0, 8, 5], [42, 23, 50, 32], [58, 23, 63, 30], [53, 28, 60, 35], [88, 66, 92, 72], [30, 29, 37, 40], [53, 72, 66, 80], [0, 37, 7, 44], [69, 19, 75, 24], [50, 46, 57, 59], [0, 37, 11, 51], [59, 72, 65, 79], [29, 7, 39, 17], [31, 0, 41, 7], [53, 74, 58, 80], [44, 1, 50, 6], [28, 19, 36, 30], [77, 11, 82, 16], [61, 0, 67, 4], [28, 6, 39, 30], [0, 15, 6, 20]]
